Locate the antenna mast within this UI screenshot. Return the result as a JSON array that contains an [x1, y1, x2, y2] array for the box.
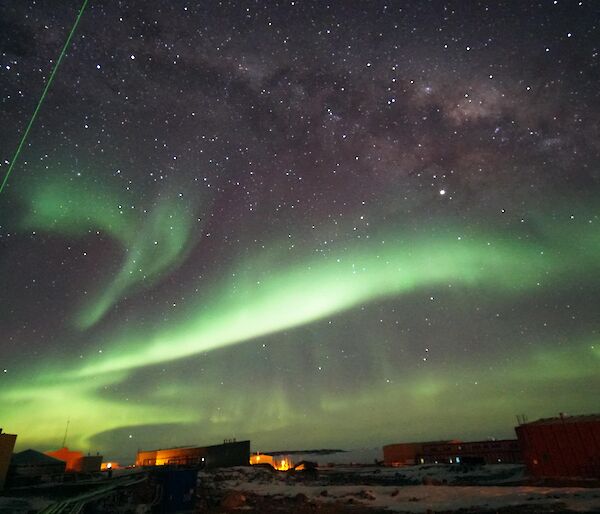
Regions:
[[62, 418, 70, 448]]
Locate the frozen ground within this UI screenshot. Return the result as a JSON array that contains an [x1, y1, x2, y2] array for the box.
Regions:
[[0, 496, 53, 513], [3, 461, 599, 512], [198, 465, 600, 513]]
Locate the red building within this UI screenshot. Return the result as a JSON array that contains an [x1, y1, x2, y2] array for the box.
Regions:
[[383, 439, 522, 466], [419, 439, 522, 465], [383, 441, 456, 466], [515, 414, 600, 478]]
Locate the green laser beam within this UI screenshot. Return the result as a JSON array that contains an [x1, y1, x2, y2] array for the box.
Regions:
[[0, 0, 90, 197]]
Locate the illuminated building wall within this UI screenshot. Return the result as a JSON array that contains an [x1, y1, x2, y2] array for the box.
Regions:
[[137, 446, 206, 467], [250, 453, 293, 471], [137, 440, 250, 469], [250, 453, 274, 466]]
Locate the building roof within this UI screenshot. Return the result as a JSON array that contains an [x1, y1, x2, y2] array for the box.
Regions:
[[520, 414, 600, 426], [383, 440, 459, 448], [138, 445, 199, 453], [11, 449, 66, 466], [423, 439, 518, 446], [139, 440, 250, 453]]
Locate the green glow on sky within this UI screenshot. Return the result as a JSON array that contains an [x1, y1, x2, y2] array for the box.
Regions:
[[4, 190, 599, 456], [21, 179, 134, 243], [21, 178, 199, 328], [1, 340, 597, 453], [73, 218, 593, 377], [74, 198, 198, 329], [0, 372, 196, 450]]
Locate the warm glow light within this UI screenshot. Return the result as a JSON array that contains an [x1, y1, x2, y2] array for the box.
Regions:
[[250, 453, 273, 466], [250, 453, 293, 470], [273, 457, 293, 471]]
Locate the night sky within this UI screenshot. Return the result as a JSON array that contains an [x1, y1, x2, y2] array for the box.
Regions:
[[1, 1, 599, 462]]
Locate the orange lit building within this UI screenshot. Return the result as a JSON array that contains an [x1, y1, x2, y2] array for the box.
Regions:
[[137, 440, 250, 469], [250, 453, 293, 471], [273, 456, 293, 471], [250, 453, 274, 466], [137, 446, 206, 467], [45, 447, 103, 473], [46, 447, 82, 472], [101, 461, 120, 471], [515, 413, 600, 478], [0, 429, 17, 490]]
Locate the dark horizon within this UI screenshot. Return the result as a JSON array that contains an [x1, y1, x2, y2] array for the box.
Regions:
[[8, 409, 589, 465]]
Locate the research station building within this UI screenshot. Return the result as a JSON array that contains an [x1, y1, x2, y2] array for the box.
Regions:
[[515, 413, 600, 479], [136, 439, 250, 469]]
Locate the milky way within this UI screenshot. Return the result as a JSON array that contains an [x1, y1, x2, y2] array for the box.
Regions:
[[0, 1, 599, 460]]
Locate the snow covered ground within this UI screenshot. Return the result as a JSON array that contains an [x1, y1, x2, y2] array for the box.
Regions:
[[323, 463, 527, 486], [199, 464, 600, 513]]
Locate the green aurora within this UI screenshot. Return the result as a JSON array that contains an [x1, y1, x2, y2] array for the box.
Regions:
[[1, 339, 597, 452], [2, 190, 599, 454], [20, 178, 201, 329], [73, 217, 593, 377]]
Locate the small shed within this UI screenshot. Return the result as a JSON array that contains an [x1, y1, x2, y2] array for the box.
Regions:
[[8, 449, 66, 485]]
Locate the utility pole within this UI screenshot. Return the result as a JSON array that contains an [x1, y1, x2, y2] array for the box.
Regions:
[[61, 418, 70, 448]]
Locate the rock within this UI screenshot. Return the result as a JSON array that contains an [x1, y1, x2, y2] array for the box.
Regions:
[[294, 493, 309, 503], [356, 489, 376, 500], [220, 491, 246, 509]]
